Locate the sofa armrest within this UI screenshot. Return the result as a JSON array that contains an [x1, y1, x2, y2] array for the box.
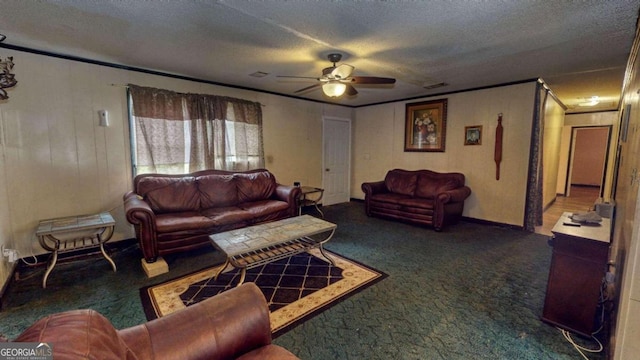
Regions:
[[119, 283, 277, 360], [435, 186, 471, 204], [361, 181, 387, 217], [433, 186, 471, 231], [274, 184, 302, 217], [361, 181, 387, 196], [123, 191, 159, 262]]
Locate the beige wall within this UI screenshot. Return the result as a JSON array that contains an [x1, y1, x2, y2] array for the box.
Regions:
[[352, 82, 537, 226], [612, 25, 640, 359], [0, 50, 347, 289]]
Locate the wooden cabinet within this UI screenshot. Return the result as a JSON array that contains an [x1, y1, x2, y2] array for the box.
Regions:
[[541, 212, 610, 337]]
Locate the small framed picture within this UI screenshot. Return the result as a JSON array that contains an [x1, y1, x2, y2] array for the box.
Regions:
[[464, 125, 482, 145]]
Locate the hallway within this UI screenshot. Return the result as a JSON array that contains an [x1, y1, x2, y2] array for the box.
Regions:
[[535, 186, 601, 236]]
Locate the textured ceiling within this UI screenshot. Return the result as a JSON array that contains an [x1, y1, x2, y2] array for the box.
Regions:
[[0, 1, 638, 112]]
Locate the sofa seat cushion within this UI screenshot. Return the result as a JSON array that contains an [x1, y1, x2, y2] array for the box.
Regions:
[[239, 200, 289, 216], [394, 197, 434, 210], [155, 212, 219, 233], [201, 206, 254, 225], [369, 193, 413, 205]]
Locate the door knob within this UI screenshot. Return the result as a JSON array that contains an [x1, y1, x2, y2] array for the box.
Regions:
[[325, 168, 330, 172]]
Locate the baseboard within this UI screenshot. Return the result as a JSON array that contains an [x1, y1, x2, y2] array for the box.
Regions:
[[570, 184, 600, 188], [544, 197, 557, 212], [460, 216, 525, 231], [0, 262, 18, 312]]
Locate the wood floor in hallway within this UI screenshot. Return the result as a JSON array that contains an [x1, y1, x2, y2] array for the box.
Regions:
[[535, 186, 601, 236]]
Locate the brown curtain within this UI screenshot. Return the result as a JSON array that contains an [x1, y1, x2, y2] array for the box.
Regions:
[[129, 85, 264, 175], [524, 82, 547, 231]]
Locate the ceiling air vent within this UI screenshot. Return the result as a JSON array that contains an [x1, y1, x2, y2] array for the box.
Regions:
[[423, 82, 448, 90]]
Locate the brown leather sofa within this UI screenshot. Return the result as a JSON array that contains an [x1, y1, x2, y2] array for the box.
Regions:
[[13, 282, 299, 359], [361, 169, 471, 231], [124, 169, 300, 263]]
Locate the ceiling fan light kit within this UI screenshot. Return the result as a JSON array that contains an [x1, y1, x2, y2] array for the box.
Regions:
[[322, 82, 347, 97], [278, 53, 396, 99]]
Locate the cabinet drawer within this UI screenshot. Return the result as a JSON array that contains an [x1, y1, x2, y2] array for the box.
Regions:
[[552, 234, 609, 264]]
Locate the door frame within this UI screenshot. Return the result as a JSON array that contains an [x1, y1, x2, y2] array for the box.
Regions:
[[322, 116, 352, 206], [565, 125, 612, 198]]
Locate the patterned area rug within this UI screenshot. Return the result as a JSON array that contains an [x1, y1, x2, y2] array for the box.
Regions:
[[140, 248, 387, 337]]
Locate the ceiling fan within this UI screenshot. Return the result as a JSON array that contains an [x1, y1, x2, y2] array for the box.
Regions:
[[277, 53, 396, 98]]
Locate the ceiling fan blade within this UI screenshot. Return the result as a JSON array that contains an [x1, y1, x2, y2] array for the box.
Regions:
[[331, 64, 354, 79], [345, 84, 358, 96], [350, 76, 396, 84], [294, 83, 322, 93], [277, 75, 321, 80]]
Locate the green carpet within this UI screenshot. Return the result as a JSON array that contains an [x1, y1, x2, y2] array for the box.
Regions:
[[0, 202, 605, 359]]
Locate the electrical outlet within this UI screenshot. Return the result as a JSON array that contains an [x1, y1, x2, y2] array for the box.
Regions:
[[3, 248, 17, 263]]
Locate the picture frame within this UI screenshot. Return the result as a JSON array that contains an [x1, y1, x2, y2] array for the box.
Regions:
[[620, 104, 631, 143], [464, 125, 482, 145], [404, 99, 448, 152]]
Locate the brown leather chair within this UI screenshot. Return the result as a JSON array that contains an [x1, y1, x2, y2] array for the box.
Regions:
[[13, 283, 299, 360]]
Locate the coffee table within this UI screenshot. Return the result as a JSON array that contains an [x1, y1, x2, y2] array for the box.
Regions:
[[209, 215, 337, 286]]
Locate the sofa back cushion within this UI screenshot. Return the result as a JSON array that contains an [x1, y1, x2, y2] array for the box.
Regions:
[[385, 169, 418, 196], [236, 170, 277, 203], [136, 176, 200, 213], [415, 171, 465, 198], [197, 174, 238, 208]]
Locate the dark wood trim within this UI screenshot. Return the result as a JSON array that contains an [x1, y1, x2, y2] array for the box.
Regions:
[[460, 216, 525, 231], [544, 197, 557, 212]]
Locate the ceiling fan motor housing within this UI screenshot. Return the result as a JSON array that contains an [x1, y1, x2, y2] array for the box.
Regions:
[[327, 53, 343, 64]]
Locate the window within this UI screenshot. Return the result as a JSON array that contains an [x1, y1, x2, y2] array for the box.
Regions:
[[128, 85, 264, 175]]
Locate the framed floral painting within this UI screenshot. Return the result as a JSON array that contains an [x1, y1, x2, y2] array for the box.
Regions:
[[404, 99, 448, 152]]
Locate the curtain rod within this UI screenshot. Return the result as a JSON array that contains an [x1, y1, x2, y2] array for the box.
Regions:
[[110, 83, 266, 106]]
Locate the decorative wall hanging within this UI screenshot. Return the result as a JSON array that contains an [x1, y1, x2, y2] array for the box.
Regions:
[[494, 113, 503, 180], [464, 125, 482, 145], [404, 99, 448, 152], [0, 55, 17, 100]]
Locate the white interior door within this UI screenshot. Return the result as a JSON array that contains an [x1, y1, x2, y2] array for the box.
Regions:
[[322, 117, 351, 206]]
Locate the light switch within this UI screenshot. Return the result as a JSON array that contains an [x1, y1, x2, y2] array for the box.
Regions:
[[98, 110, 109, 127]]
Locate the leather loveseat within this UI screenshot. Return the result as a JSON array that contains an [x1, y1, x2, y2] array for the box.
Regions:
[[361, 169, 471, 231], [124, 169, 300, 264], [12, 282, 299, 359]]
